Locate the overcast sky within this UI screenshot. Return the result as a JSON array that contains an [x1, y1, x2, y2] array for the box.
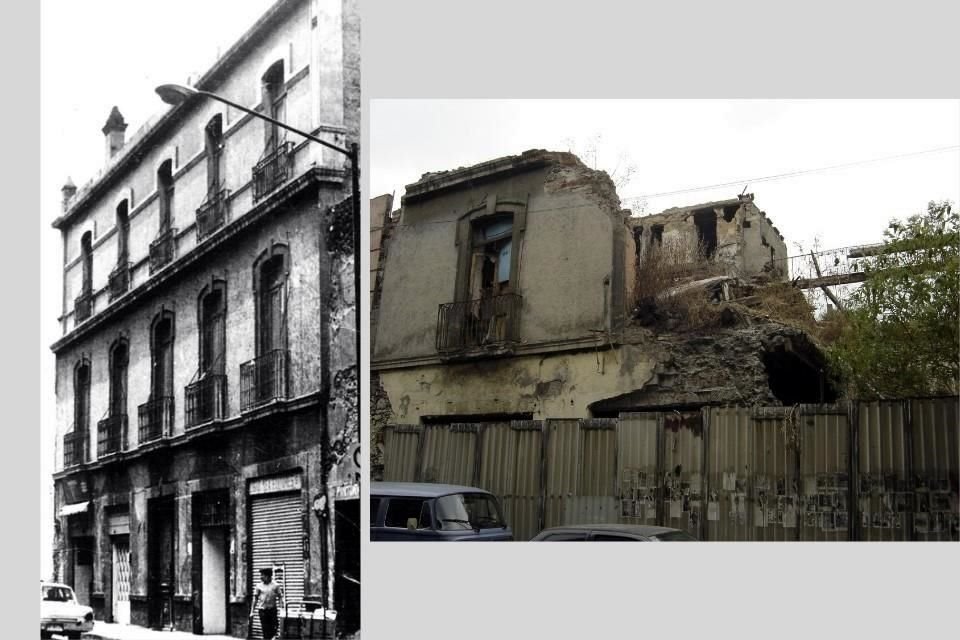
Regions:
[[371, 99, 960, 253], [39, 0, 276, 581]]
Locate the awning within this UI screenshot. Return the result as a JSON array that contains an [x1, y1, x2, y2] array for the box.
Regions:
[[58, 501, 90, 517]]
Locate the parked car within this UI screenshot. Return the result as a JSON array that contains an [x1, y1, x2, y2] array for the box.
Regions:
[[40, 581, 94, 639], [370, 482, 513, 541], [530, 523, 698, 541]]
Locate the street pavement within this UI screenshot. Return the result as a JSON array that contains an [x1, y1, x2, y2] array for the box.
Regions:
[[76, 621, 360, 640]]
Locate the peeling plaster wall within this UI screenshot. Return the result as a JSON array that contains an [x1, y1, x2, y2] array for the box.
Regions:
[[379, 346, 658, 422], [373, 151, 632, 364]]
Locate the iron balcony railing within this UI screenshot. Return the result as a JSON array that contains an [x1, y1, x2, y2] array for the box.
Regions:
[[108, 262, 131, 301], [185, 374, 228, 428], [74, 290, 93, 323], [252, 141, 294, 202], [138, 396, 174, 443], [63, 428, 87, 468], [97, 414, 127, 458], [240, 349, 289, 411], [436, 293, 522, 353], [149, 228, 177, 273], [195, 189, 230, 240]]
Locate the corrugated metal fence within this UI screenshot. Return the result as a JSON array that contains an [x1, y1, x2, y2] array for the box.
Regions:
[[381, 398, 958, 541]]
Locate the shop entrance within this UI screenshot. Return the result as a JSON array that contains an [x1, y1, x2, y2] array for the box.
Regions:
[[147, 497, 175, 629], [112, 537, 131, 624], [201, 528, 227, 634], [334, 499, 360, 636]]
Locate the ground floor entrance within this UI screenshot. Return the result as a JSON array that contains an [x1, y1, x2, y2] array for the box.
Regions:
[[111, 537, 131, 625], [334, 498, 360, 636]]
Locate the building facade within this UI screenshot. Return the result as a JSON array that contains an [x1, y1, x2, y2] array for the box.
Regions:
[[50, 0, 359, 636]]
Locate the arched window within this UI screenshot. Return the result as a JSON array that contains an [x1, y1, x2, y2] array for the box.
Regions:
[[68, 358, 92, 466], [116, 200, 129, 264], [241, 246, 288, 409], [109, 338, 129, 417], [188, 282, 227, 426], [81, 231, 93, 294], [140, 310, 175, 442]]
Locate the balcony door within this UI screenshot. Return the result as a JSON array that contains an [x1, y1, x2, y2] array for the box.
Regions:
[[152, 316, 174, 401]]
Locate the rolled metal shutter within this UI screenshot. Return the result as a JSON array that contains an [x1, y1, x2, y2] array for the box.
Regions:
[[250, 492, 304, 639]]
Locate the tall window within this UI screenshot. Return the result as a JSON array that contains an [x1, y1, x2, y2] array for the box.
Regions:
[[205, 115, 224, 197], [257, 253, 287, 356], [109, 339, 128, 416], [199, 283, 226, 375], [81, 231, 93, 294], [151, 312, 175, 401], [261, 61, 285, 152], [116, 200, 129, 264], [470, 216, 513, 300], [74, 359, 91, 430], [157, 160, 174, 232]]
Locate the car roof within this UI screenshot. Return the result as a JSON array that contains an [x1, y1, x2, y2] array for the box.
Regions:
[[371, 481, 494, 498], [540, 524, 683, 536]]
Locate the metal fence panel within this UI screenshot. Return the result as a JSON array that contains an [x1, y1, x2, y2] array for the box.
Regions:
[[419, 424, 479, 486], [705, 407, 753, 541], [751, 408, 797, 541], [910, 398, 959, 541], [381, 425, 421, 482], [617, 413, 659, 527], [544, 419, 580, 530], [658, 411, 705, 538], [799, 407, 851, 541], [857, 401, 910, 541], [477, 421, 543, 542]]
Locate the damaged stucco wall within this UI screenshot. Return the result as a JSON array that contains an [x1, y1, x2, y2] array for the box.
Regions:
[[372, 150, 634, 366], [631, 194, 788, 280]]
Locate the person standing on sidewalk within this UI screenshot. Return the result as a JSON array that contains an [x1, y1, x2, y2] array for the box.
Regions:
[[249, 567, 284, 639]]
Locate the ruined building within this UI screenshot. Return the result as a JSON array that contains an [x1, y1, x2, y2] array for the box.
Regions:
[[370, 150, 830, 445], [50, 0, 359, 635], [365, 151, 960, 543]]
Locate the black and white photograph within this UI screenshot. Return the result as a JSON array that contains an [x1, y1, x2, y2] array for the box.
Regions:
[[40, 1, 359, 638]]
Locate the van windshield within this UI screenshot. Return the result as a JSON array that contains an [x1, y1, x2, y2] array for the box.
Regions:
[[435, 493, 505, 530]]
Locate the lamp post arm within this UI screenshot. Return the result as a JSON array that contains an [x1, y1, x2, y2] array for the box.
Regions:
[[194, 89, 354, 160]]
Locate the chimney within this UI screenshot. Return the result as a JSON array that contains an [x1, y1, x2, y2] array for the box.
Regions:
[[102, 106, 128, 161], [61, 177, 77, 212]]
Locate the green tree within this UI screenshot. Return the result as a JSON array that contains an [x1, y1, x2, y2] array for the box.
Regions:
[[828, 200, 959, 398]]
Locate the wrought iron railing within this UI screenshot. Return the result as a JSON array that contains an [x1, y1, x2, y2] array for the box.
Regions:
[[185, 374, 228, 428], [240, 349, 289, 411], [63, 428, 87, 468], [97, 414, 127, 458], [108, 262, 131, 301], [436, 293, 522, 353], [149, 228, 177, 273], [196, 189, 230, 240], [138, 396, 174, 443], [74, 290, 93, 323], [252, 141, 294, 201]]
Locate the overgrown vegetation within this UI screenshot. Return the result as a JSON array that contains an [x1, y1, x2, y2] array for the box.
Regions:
[[826, 201, 959, 398]]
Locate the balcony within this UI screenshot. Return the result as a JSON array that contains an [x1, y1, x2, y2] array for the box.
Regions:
[[108, 262, 131, 301], [436, 293, 522, 353], [63, 428, 88, 468], [149, 228, 177, 273], [97, 414, 128, 458], [74, 290, 92, 323], [196, 189, 230, 241], [185, 374, 228, 428], [138, 396, 174, 444], [252, 142, 294, 202], [240, 350, 289, 411]]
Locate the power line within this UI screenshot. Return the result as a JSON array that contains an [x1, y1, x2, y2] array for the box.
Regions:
[[624, 145, 960, 202]]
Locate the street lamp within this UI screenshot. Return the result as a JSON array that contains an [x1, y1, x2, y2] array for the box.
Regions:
[[156, 82, 359, 626]]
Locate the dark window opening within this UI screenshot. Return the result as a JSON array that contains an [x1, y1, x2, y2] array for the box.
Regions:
[[109, 341, 128, 416], [204, 115, 224, 196], [722, 205, 738, 222], [762, 347, 837, 405], [471, 215, 513, 298], [151, 315, 174, 399], [258, 255, 286, 356], [157, 160, 174, 231], [261, 61, 285, 152], [80, 232, 93, 294], [693, 209, 717, 258], [199, 286, 226, 374], [632, 226, 643, 256], [116, 201, 129, 263], [383, 498, 430, 529], [743, 220, 752, 229], [74, 361, 91, 432], [650, 224, 663, 248]]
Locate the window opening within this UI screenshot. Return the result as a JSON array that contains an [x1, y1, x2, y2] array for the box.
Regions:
[[157, 160, 174, 231], [693, 209, 717, 259]]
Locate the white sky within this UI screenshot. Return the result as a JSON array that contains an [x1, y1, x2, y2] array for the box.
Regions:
[[39, 0, 277, 581], [371, 99, 960, 253]]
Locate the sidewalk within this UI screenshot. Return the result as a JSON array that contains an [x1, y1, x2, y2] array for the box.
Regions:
[[81, 621, 236, 640], [80, 621, 359, 640]]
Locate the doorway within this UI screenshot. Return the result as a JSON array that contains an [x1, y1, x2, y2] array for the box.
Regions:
[[201, 528, 227, 634], [112, 538, 131, 625], [334, 499, 360, 636], [147, 497, 175, 629]]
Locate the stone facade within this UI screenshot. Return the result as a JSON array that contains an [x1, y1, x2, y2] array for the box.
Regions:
[[50, 1, 358, 636]]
